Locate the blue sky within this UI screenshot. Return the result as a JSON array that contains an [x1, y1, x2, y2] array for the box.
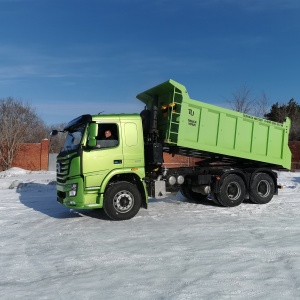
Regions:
[[0, 0, 300, 125]]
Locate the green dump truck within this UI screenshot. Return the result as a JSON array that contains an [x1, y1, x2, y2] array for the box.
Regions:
[[52, 79, 291, 220]]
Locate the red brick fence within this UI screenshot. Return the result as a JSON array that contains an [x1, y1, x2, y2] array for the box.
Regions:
[[10, 139, 49, 171], [289, 142, 300, 170], [5, 140, 300, 171]]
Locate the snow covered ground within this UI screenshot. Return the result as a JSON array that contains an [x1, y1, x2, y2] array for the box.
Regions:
[[1, 168, 300, 300]]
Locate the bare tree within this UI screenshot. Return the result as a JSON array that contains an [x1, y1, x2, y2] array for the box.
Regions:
[[254, 91, 269, 118], [227, 84, 255, 114], [48, 123, 67, 153], [0, 97, 46, 170]]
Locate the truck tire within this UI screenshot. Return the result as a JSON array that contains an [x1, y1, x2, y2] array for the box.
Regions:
[[210, 194, 224, 206], [103, 181, 141, 220], [215, 174, 246, 207], [249, 173, 274, 204], [180, 185, 207, 201]]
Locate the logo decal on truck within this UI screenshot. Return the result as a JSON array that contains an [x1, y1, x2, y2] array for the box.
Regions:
[[188, 119, 197, 126]]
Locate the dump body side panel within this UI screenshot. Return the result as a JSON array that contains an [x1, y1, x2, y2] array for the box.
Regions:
[[178, 99, 291, 169], [137, 80, 291, 170]]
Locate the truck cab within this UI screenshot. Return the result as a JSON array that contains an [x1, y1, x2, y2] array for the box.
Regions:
[[54, 114, 148, 220]]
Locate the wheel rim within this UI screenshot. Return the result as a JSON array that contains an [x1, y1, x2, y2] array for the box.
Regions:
[[257, 180, 271, 198], [226, 182, 241, 201], [113, 190, 134, 213]]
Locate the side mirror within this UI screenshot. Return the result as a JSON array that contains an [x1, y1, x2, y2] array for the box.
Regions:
[[50, 130, 58, 137], [88, 122, 98, 147]]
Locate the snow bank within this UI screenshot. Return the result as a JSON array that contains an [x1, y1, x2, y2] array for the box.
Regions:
[[0, 168, 56, 189]]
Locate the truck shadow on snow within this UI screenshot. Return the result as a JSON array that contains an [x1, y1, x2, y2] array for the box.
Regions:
[[16, 181, 110, 220], [17, 180, 271, 220], [151, 192, 266, 206], [150, 192, 220, 207], [292, 176, 300, 184]]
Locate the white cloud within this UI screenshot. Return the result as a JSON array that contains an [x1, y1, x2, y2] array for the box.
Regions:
[[0, 45, 99, 81]]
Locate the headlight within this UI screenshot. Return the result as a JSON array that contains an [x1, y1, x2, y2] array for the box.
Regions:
[[69, 183, 78, 197]]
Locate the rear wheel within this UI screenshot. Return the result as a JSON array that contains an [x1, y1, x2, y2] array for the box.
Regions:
[[103, 181, 141, 220], [249, 173, 274, 204], [210, 194, 224, 206], [215, 174, 246, 207], [180, 184, 207, 201]]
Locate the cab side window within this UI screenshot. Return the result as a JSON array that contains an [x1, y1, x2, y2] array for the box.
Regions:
[[96, 123, 119, 148]]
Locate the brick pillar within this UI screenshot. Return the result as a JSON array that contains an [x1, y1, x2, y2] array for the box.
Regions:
[[40, 139, 49, 170]]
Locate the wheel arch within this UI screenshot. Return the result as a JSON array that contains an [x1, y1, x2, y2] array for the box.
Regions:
[[218, 170, 248, 191], [102, 171, 148, 209]]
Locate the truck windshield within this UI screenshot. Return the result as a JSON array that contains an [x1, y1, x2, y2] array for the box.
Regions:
[[62, 125, 85, 152]]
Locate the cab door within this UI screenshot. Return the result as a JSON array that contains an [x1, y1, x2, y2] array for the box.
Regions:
[[82, 121, 123, 189]]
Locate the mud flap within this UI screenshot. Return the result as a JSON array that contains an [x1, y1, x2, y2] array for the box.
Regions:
[[154, 180, 166, 199]]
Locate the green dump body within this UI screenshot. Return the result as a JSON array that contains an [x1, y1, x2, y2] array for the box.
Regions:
[[137, 79, 291, 170]]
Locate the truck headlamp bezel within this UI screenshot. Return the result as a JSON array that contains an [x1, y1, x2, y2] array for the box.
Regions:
[[69, 183, 78, 197]]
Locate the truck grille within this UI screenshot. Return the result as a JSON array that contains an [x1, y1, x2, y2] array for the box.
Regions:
[[56, 157, 70, 184]]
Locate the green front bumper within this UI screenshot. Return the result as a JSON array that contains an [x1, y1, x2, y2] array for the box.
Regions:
[[56, 176, 103, 209]]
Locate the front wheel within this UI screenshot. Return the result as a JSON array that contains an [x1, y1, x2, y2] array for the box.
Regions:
[[249, 173, 275, 204], [104, 181, 141, 220]]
